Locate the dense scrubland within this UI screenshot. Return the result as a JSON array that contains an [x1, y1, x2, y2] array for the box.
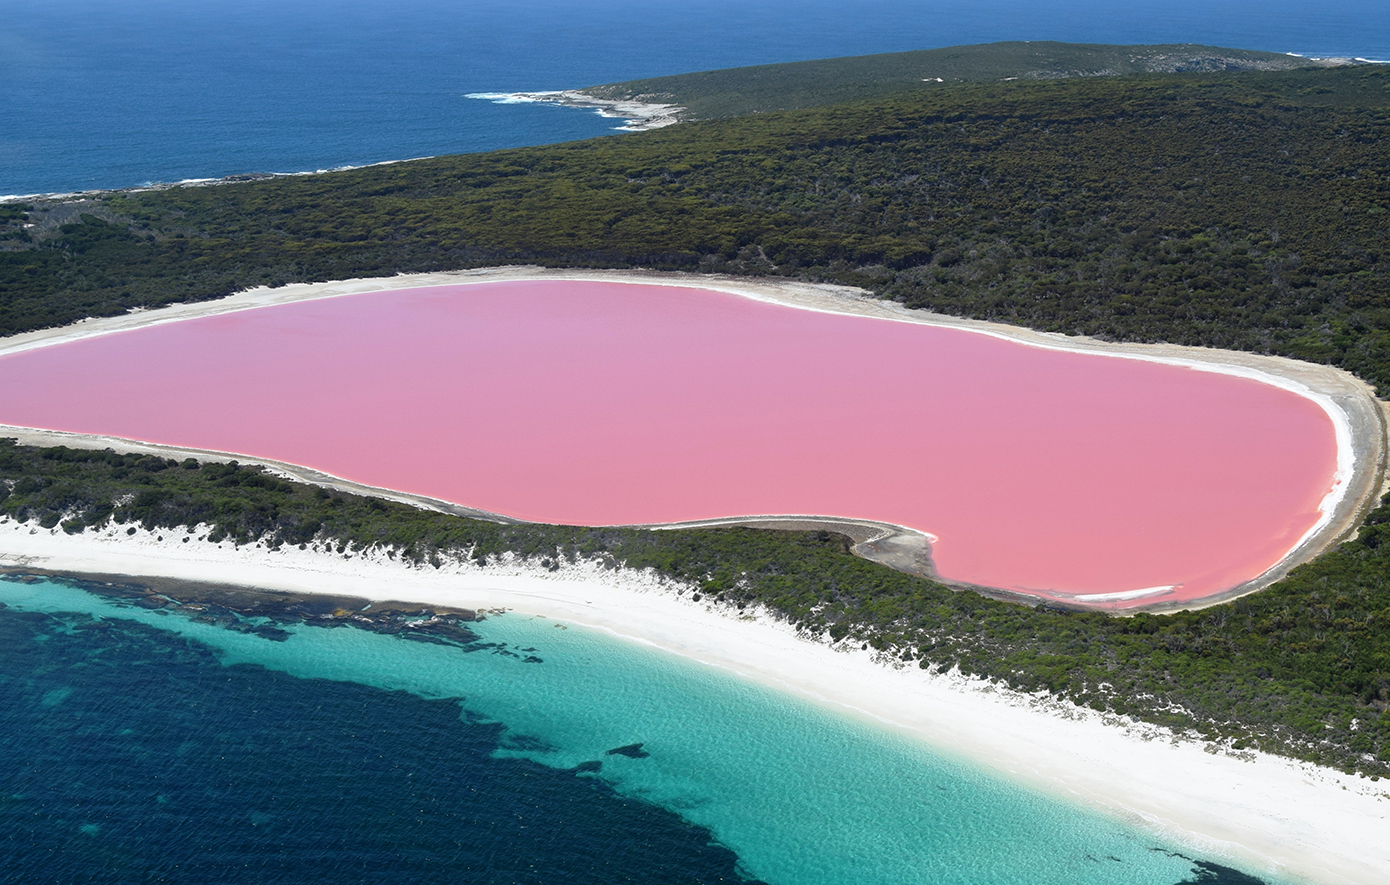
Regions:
[[2, 60, 1389, 776], [582, 40, 1329, 120]]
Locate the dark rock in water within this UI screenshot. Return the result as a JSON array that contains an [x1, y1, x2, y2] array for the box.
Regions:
[[381, 616, 481, 647], [87, 574, 483, 644], [245, 624, 292, 642], [5, 569, 491, 650], [368, 601, 480, 621], [572, 760, 603, 773], [1178, 860, 1267, 884], [1151, 849, 1268, 885], [606, 743, 650, 759]]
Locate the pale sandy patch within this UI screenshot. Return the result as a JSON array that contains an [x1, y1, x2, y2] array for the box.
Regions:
[[465, 91, 683, 130]]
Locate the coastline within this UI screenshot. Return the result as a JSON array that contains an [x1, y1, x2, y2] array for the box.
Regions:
[[2, 516, 1387, 885], [0, 156, 438, 206], [0, 265, 1382, 612]]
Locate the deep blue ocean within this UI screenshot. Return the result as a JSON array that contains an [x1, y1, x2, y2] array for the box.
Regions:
[[2, 0, 1388, 196]]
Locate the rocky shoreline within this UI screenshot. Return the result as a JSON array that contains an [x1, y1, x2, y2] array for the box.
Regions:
[[467, 90, 684, 130], [0, 568, 490, 649]]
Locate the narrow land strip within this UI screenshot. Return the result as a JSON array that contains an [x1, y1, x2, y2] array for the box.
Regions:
[[1, 268, 1388, 881]]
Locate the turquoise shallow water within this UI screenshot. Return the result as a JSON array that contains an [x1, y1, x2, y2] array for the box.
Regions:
[[0, 576, 1282, 884]]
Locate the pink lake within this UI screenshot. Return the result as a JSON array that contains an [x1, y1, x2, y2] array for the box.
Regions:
[[0, 281, 1340, 608]]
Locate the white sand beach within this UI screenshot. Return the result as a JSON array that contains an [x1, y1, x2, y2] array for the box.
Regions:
[[2, 516, 1387, 885]]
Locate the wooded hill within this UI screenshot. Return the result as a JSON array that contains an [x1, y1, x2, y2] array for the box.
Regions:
[[581, 40, 1343, 120]]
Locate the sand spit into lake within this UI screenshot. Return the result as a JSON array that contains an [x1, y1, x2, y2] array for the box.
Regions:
[[1, 517, 1386, 885], [0, 266, 1381, 613]]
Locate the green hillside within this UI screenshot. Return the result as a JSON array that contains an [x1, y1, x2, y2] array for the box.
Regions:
[[581, 41, 1344, 119]]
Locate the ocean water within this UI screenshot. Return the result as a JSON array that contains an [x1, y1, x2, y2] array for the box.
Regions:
[[2, 0, 1388, 196], [0, 575, 1278, 885]]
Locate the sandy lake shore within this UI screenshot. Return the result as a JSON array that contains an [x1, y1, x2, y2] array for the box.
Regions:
[[1, 516, 1387, 885]]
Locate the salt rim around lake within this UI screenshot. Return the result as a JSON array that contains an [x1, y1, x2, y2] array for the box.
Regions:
[[0, 267, 1379, 612], [1, 517, 1387, 885]]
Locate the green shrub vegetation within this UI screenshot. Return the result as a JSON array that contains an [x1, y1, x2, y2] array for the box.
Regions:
[[582, 41, 1329, 120], [2, 439, 1387, 778]]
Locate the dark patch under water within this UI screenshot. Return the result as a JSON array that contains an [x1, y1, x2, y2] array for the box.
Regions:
[[1168, 854, 1270, 885], [0, 603, 762, 884]]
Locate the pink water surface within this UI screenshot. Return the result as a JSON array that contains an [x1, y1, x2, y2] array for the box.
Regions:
[[0, 281, 1339, 608]]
